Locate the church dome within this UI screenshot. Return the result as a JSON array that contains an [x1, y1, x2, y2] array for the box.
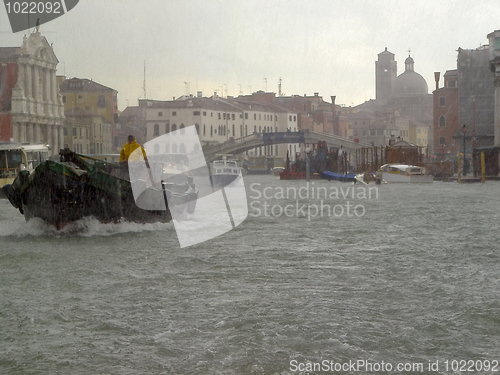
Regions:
[[393, 55, 428, 96]]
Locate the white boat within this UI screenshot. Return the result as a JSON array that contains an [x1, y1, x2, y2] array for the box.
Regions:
[[378, 164, 433, 183], [210, 157, 242, 188], [0, 143, 50, 189], [271, 166, 285, 176]]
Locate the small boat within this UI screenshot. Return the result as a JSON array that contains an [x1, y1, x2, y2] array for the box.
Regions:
[[0, 142, 50, 192], [378, 164, 433, 183], [2, 149, 198, 228], [321, 170, 356, 183], [159, 157, 198, 215], [210, 157, 242, 188], [271, 166, 285, 176], [354, 172, 386, 185]]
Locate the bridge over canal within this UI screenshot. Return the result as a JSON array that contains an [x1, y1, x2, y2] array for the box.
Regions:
[[202, 131, 369, 162]]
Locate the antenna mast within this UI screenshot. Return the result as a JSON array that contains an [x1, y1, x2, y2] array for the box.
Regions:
[[143, 60, 147, 99]]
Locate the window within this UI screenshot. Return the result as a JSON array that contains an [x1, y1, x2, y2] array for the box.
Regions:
[[218, 113, 221, 119], [62, 96, 66, 104], [195, 124, 199, 135], [72, 127, 76, 136], [203, 124, 206, 136], [447, 80, 457, 88], [180, 143, 186, 154], [180, 124, 185, 135], [154, 124, 159, 136], [245, 113, 248, 119], [211, 125, 213, 137], [439, 115, 446, 128], [193, 111, 200, 116], [203, 111, 206, 116], [158, 111, 163, 117], [254, 114, 256, 120], [77, 95, 83, 103], [172, 124, 177, 133], [165, 122, 170, 133], [98, 95, 105, 107], [439, 97, 446, 106], [439, 136, 446, 145], [232, 114, 235, 120], [172, 111, 177, 116], [63, 127, 68, 136], [232, 124, 235, 136]]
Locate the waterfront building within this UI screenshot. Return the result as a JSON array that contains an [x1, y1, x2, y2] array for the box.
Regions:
[[59, 77, 119, 152], [63, 108, 113, 155], [455, 46, 495, 150], [433, 70, 459, 157], [131, 91, 299, 162], [0, 31, 65, 154]]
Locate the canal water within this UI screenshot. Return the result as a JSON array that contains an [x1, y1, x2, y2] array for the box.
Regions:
[[1, 175, 500, 374]]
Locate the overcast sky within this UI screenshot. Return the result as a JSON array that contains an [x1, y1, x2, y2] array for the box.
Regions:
[[1, 0, 500, 110]]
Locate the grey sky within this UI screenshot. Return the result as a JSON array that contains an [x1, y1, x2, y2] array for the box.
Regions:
[[1, 0, 500, 110]]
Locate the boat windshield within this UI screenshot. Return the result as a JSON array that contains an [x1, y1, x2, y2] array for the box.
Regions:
[[0, 149, 23, 179]]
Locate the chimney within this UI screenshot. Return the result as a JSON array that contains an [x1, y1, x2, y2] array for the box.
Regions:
[[434, 72, 440, 91]]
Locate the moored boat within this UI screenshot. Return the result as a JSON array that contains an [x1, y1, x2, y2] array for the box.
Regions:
[[321, 170, 356, 183], [378, 164, 433, 183], [0, 142, 50, 193]]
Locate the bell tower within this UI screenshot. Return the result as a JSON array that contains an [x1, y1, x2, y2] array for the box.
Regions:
[[376, 47, 397, 103]]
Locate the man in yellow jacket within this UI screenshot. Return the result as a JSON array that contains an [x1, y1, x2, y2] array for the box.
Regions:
[[120, 135, 147, 162]]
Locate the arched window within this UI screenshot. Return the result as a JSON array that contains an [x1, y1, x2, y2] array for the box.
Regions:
[[179, 143, 186, 154], [154, 124, 159, 136], [154, 143, 159, 154], [245, 125, 248, 136], [211, 125, 213, 137], [232, 124, 235, 137], [165, 123, 170, 133], [172, 143, 178, 153], [180, 124, 185, 135], [439, 115, 446, 128], [203, 124, 206, 136], [195, 123, 199, 135], [172, 124, 177, 133], [165, 143, 170, 153]]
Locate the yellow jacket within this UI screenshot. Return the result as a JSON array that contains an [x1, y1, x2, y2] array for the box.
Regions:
[[119, 140, 147, 162]]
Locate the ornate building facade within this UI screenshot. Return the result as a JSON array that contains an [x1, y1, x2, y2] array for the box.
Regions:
[[0, 31, 65, 154]]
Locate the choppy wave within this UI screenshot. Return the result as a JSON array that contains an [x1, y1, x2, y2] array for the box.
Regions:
[[0, 214, 174, 238]]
